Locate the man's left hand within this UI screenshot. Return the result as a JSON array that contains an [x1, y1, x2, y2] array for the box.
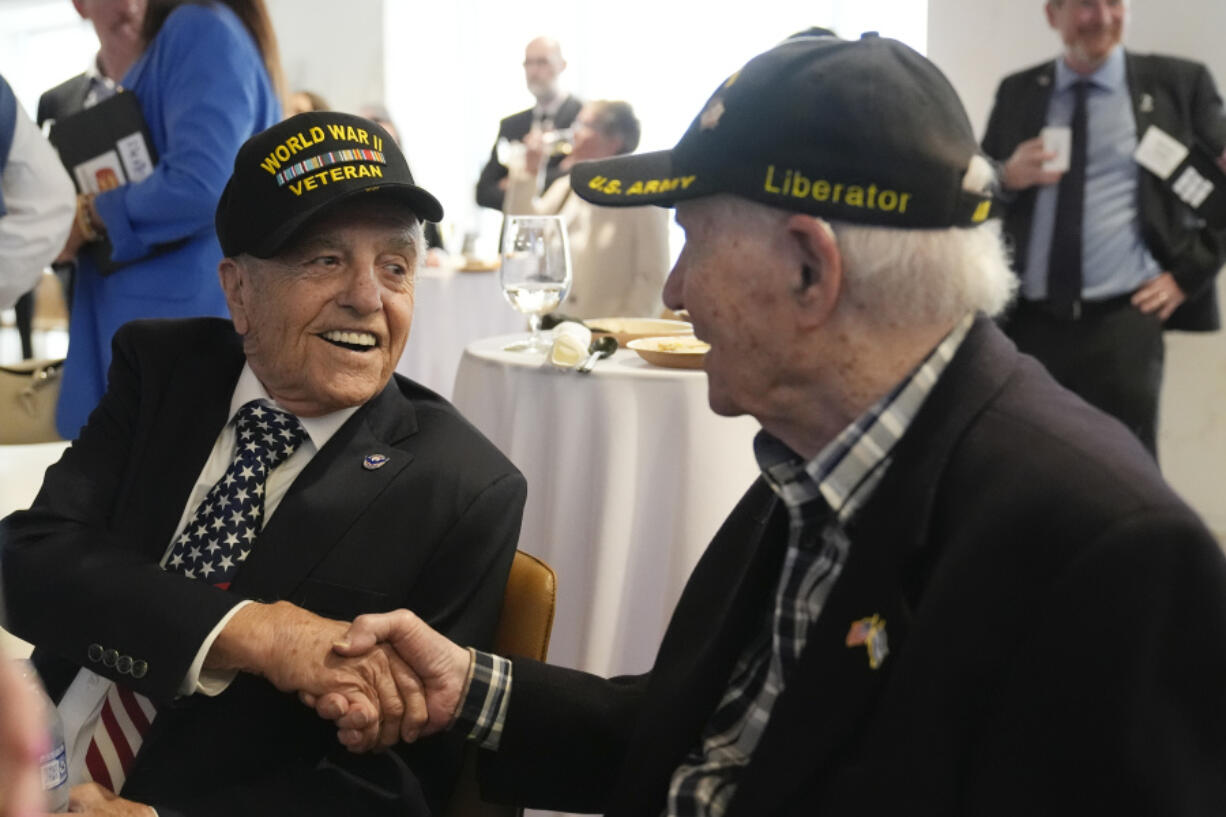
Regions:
[[1132, 272, 1186, 321], [66, 783, 155, 816]]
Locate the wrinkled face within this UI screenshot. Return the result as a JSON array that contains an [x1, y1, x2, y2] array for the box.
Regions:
[[523, 38, 565, 101], [220, 202, 419, 417], [662, 198, 796, 419], [74, 0, 145, 50], [569, 106, 623, 162], [1046, 0, 1127, 71]]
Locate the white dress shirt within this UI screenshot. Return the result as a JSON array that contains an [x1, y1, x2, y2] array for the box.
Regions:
[[58, 364, 358, 787], [0, 98, 74, 309]]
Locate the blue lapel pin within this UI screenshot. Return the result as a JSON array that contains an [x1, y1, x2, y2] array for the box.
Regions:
[[363, 453, 390, 471]]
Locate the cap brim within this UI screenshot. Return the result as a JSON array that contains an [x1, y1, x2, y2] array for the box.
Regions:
[[570, 150, 716, 208], [247, 182, 444, 259]]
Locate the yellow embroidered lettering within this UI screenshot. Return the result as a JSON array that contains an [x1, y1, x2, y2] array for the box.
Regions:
[[812, 180, 830, 201], [275, 145, 291, 162], [310, 126, 326, 143], [831, 183, 844, 203], [866, 184, 878, 209], [326, 124, 347, 140], [288, 181, 303, 195], [329, 167, 345, 182], [790, 171, 811, 198], [302, 175, 318, 191], [764, 165, 782, 194], [626, 181, 644, 195], [898, 193, 911, 213], [603, 179, 622, 194], [680, 175, 696, 189], [343, 165, 358, 180], [659, 178, 680, 193], [845, 186, 864, 207], [877, 190, 897, 211], [644, 180, 661, 194]]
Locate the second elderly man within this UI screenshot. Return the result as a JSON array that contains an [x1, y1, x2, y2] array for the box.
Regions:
[[0, 112, 526, 817]]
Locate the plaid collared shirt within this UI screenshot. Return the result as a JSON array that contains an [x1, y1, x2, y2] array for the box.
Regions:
[[454, 316, 975, 814]]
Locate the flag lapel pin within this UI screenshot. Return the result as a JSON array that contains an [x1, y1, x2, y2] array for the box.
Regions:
[[845, 614, 889, 670]]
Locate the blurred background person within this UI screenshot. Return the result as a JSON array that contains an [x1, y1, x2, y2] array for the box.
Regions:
[[475, 36, 581, 211], [504, 99, 669, 318], [285, 87, 328, 117], [0, 73, 75, 310], [9, 0, 147, 361], [360, 102, 447, 264], [53, 0, 283, 439]]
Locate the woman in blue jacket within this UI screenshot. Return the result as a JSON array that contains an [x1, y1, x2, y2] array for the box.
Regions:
[[55, 0, 283, 437]]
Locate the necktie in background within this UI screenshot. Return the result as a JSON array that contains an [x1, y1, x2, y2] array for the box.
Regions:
[[84, 400, 307, 792], [1047, 80, 1089, 319]]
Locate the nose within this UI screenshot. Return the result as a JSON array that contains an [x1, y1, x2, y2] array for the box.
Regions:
[[662, 258, 686, 313], [339, 263, 383, 314]]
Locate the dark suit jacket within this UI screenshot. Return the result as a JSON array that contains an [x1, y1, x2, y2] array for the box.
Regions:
[[0, 318, 526, 817], [475, 96, 582, 210], [478, 317, 1226, 816], [37, 72, 93, 127], [982, 51, 1226, 332]]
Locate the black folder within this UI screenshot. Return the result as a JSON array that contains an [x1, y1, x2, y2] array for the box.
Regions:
[[47, 91, 170, 274]]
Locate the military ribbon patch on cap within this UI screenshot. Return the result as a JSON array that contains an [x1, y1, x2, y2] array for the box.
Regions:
[[845, 614, 889, 669], [275, 149, 386, 187]]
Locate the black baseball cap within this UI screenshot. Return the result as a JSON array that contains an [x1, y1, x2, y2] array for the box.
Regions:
[[570, 33, 998, 228], [216, 112, 444, 258]]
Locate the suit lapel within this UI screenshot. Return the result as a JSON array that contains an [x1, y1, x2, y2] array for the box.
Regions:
[[1024, 62, 1058, 136], [229, 379, 417, 600], [128, 328, 243, 557], [727, 318, 1020, 816]]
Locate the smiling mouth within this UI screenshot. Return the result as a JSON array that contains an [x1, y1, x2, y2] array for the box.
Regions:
[[319, 330, 378, 351]]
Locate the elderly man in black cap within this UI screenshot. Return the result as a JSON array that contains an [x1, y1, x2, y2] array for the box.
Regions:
[[322, 34, 1226, 816], [0, 112, 525, 817]]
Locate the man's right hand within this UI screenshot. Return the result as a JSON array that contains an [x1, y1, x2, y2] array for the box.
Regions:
[[206, 601, 427, 752], [322, 610, 472, 747], [1002, 136, 1064, 191]]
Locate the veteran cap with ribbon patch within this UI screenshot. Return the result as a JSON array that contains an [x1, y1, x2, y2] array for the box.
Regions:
[[216, 111, 443, 258], [570, 33, 998, 228]]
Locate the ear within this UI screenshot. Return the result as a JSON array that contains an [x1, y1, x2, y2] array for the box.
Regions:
[[218, 257, 251, 335], [784, 214, 843, 329], [1044, 2, 1059, 29]]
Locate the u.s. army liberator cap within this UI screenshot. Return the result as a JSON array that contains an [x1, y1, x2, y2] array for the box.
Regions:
[[216, 111, 444, 258], [570, 33, 998, 228]]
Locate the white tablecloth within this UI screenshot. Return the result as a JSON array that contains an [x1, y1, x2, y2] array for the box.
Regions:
[[395, 265, 524, 398], [453, 335, 761, 678]]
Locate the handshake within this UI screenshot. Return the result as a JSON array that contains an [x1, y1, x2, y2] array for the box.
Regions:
[[212, 601, 470, 753]]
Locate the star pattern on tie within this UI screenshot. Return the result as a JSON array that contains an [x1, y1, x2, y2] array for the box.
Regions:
[[164, 400, 307, 590]]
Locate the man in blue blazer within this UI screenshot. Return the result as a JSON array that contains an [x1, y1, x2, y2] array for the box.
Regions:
[[1, 112, 525, 817]]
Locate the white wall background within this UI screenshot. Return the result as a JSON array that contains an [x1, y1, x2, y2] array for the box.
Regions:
[[929, 0, 1226, 537]]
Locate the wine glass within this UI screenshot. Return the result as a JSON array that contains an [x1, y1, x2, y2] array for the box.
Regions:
[[499, 215, 572, 352]]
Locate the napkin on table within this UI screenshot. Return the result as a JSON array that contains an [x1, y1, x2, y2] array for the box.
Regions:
[[548, 321, 592, 368]]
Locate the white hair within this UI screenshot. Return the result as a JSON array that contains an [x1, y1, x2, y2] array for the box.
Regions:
[[829, 155, 1017, 326]]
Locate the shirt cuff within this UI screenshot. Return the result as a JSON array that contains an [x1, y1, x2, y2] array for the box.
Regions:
[[176, 600, 251, 697], [452, 649, 512, 751]]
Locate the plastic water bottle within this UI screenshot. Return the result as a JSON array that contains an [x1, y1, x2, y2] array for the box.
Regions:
[[16, 660, 70, 812]]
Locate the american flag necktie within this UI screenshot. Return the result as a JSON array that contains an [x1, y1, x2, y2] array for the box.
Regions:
[[84, 400, 307, 792]]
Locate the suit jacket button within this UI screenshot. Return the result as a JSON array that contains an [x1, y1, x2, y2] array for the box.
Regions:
[[102, 649, 119, 668], [116, 655, 133, 675], [88, 644, 104, 663], [131, 660, 148, 679]]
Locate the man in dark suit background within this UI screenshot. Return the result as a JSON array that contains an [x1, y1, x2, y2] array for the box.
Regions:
[[474, 36, 582, 211], [982, 0, 1226, 457], [0, 112, 526, 817], [14, 0, 147, 359], [321, 35, 1226, 816]]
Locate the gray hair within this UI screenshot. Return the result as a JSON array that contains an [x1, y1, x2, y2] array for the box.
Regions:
[[829, 155, 1016, 326]]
